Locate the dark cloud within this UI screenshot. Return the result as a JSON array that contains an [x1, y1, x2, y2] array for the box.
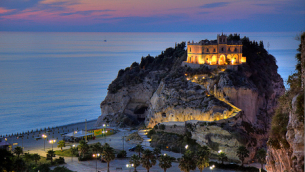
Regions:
[[200, 2, 230, 8]]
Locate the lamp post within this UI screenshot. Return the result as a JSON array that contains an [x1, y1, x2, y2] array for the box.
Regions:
[[42, 134, 47, 151], [103, 124, 106, 143], [49, 139, 56, 151], [126, 163, 134, 172], [93, 153, 100, 172], [72, 145, 75, 162]]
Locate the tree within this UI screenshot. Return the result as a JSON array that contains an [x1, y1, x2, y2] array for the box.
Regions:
[[14, 158, 26, 172], [217, 152, 228, 164], [47, 150, 55, 164], [159, 154, 175, 172], [91, 142, 103, 154], [102, 143, 115, 172], [70, 146, 78, 157], [153, 147, 161, 158], [135, 144, 144, 157], [236, 146, 249, 167], [141, 149, 156, 172], [32, 154, 41, 164], [78, 140, 89, 157], [196, 146, 210, 172], [24, 153, 33, 163], [179, 150, 196, 172], [0, 149, 14, 172], [256, 148, 266, 169], [129, 154, 141, 172], [57, 140, 66, 152], [13, 146, 23, 158]]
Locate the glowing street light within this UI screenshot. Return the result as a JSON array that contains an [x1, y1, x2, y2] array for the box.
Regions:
[[185, 145, 189, 149], [49, 139, 56, 151], [218, 150, 222, 154], [93, 153, 100, 172], [42, 134, 47, 151], [126, 164, 134, 172]]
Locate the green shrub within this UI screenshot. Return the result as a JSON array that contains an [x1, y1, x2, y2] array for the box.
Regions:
[[154, 125, 158, 129], [117, 150, 127, 158], [159, 124, 166, 130], [147, 129, 156, 138], [54, 157, 65, 164], [78, 154, 93, 161]]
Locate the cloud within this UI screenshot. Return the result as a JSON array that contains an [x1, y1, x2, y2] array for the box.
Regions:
[[200, 2, 230, 8], [0, 0, 42, 11], [60, 10, 115, 16], [0, 7, 15, 14]]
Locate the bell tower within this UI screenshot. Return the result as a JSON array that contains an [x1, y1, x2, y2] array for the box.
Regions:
[[217, 33, 227, 44]]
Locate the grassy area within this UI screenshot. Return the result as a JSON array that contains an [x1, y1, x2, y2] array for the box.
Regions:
[[54, 149, 75, 157]]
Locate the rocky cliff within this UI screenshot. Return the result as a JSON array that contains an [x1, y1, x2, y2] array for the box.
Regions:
[[265, 32, 304, 172], [97, 35, 285, 163]]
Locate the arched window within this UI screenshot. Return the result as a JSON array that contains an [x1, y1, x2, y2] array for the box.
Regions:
[[190, 47, 191, 52], [234, 48, 237, 52], [220, 38, 222, 42], [221, 47, 224, 52], [213, 49, 216, 52], [207, 48, 209, 52]]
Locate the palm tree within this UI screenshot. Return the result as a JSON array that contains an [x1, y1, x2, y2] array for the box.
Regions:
[[57, 140, 66, 151], [129, 154, 141, 172], [159, 154, 175, 172], [179, 150, 196, 172], [102, 143, 115, 172], [256, 148, 266, 169], [13, 146, 23, 158], [24, 153, 33, 163], [78, 140, 89, 157], [14, 158, 26, 172], [47, 150, 55, 164], [91, 142, 103, 154], [153, 147, 161, 157], [32, 154, 41, 164], [196, 146, 210, 172], [218, 152, 228, 164], [236, 146, 249, 167], [141, 149, 156, 172], [0, 149, 14, 172], [135, 144, 144, 157]]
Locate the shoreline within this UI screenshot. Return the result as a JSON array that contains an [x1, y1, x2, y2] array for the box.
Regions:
[[1, 118, 98, 138]]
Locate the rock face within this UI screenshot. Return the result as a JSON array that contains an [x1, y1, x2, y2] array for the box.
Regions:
[[265, 94, 304, 172], [97, 37, 285, 163], [265, 33, 304, 172]]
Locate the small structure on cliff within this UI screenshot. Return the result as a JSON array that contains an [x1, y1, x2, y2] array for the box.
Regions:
[[185, 33, 246, 66]]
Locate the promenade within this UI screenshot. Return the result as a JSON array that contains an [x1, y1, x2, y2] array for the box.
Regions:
[[4, 120, 259, 171]]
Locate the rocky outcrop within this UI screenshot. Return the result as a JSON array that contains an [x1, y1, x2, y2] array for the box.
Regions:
[[266, 94, 304, 172], [266, 33, 304, 172], [97, 36, 285, 164]]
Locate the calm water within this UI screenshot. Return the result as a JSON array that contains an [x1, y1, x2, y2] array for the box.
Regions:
[[0, 32, 299, 135]]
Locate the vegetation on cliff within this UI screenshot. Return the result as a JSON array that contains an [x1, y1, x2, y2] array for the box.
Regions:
[[107, 42, 186, 93], [267, 32, 304, 149]]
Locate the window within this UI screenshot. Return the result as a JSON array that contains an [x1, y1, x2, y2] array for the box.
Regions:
[[162, 113, 166, 117], [190, 47, 191, 52], [234, 48, 237, 52], [221, 47, 224, 51], [207, 48, 209, 52], [213, 49, 216, 52], [220, 38, 222, 42]]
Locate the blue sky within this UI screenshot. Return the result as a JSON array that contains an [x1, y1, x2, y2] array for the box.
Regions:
[[0, 0, 304, 32]]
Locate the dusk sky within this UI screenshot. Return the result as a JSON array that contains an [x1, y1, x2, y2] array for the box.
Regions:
[[0, 0, 304, 32]]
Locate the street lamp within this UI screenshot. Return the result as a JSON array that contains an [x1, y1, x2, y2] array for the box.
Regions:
[[210, 165, 215, 170], [93, 153, 100, 172], [42, 134, 47, 151], [71, 145, 75, 162], [49, 139, 56, 151], [126, 164, 134, 172], [185, 145, 188, 149], [103, 124, 106, 143]]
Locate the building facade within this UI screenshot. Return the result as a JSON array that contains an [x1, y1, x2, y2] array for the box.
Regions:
[[186, 34, 246, 65]]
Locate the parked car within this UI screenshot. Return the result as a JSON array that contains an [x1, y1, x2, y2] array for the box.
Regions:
[[129, 146, 136, 151]]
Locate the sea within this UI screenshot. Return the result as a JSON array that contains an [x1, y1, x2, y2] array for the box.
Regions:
[[0, 32, 300, 136]]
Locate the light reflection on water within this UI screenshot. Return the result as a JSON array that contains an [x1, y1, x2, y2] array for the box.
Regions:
[[0, 32, 299, 135]]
